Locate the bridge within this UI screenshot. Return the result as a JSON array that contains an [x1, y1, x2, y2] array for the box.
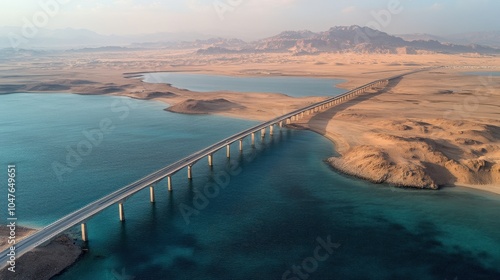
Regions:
[[0, 68, 430, 268]]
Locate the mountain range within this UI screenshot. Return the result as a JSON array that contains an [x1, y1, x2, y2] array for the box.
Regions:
[[1, 25, 499, 55], [195, 26, 499, 55]]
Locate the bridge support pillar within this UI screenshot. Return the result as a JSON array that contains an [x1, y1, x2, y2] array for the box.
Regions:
[[188, 165, 193, 180], [226, 144, 231, 158], [208, 154, 213, 166], [167, 176, 172, 192], [279, 121, 283, 128], [270, 125, 274, 136], [119, 203, 125, 221], [150, 186, 155, 203], [239, 139, 243, 151], [261, 128, 266, 138], [81, 223, 88, 242], [251, 133, 255, 146]]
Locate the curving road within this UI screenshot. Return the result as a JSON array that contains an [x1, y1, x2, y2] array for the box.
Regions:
[[0, 68, 431, 269]]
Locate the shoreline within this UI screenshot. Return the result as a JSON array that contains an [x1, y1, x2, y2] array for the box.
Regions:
[[0, 225, 82, 280], [1, 65, 499, 194], [292, 69, 500, 195], [302, 124, 500, 196], [0, 52, 499, 279], [0, 52, 498, 194]]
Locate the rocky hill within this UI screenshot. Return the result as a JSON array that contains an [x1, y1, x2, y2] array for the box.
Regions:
[[196, 25, 499, 55]]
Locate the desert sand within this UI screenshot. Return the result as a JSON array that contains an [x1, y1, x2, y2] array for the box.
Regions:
[[0, 50, 499, 194], [297, 71, 500, 192]]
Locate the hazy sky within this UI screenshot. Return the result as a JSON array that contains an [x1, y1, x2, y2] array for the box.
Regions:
[[1, 0, 499, 39]]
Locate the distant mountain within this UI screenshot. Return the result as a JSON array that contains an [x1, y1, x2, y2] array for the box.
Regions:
[[398, 31, 500, 48], [197, 26, 499, 55], [1, 25, 498, 55], [132, 37, 249, 50], [446, 31, 500, 48], [397, 33, 446, 42], [0, 27, 212, 49]]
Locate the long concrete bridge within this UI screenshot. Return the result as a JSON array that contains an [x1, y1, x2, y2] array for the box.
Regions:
[[0, 68, 430, 268]]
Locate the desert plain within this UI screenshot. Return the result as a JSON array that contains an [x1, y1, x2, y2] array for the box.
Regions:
[[1, 48, 499, 278]]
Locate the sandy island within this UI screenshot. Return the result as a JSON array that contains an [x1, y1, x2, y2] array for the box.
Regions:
[[1, 49, 499, 278]]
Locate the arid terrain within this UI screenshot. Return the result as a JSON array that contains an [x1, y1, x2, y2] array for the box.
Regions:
[[1, 49, 499, 278], [0, 50, 499, 194]]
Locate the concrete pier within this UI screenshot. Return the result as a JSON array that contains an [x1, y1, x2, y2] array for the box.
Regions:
[[119, 203, 125, 221], [261, 128, 266, 138], [239, 139, 243, 151], [226, 144, 231, 158], [167, 176, 172, 192], [208, 154, 213, 166], [270, 125, 274, 136], [81, 223, 88, 242], [150, 186, 155, 203], [188, 165, 193, 180], [251, 133, 255, 146]]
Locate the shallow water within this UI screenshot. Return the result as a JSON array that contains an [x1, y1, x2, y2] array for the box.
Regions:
[[0, 92, 499, 280]]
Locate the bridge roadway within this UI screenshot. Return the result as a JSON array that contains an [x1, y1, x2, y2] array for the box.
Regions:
[[0, 68, 431, 268]]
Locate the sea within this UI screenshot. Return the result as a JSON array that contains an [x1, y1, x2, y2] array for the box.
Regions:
[[0, 73, 499, 279]]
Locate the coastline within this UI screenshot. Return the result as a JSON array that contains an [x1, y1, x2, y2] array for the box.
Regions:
[[0, 51, 499, 278], [303, 124, 500, 196], [0, 51, 499, 195], [0, 226, 82, 280], [293, 69, 500, 195]]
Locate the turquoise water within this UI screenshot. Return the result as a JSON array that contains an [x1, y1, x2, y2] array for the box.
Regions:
[[141, 72, 345, 97], [0, 93, 499, 279]]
